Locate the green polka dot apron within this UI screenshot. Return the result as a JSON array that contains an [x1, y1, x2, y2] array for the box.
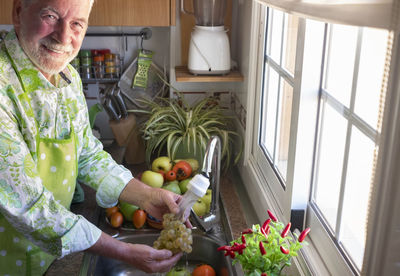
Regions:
[[0, 49, 78, 275]]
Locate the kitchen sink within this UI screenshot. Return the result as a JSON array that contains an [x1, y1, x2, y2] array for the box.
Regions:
[[79, 230, 238, 276], [79, 198, 242, 276]]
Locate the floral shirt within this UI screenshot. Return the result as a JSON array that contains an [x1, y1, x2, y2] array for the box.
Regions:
[[0, 30, 133, 257]]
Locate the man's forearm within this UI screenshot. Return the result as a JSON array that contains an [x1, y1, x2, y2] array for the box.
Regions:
[[118, 177, 153, 208], [85, 232, 131, 263]]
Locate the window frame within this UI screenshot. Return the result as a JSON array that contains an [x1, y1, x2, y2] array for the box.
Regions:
[[251, 6, 302, 218], [242, 2, 396, 275]]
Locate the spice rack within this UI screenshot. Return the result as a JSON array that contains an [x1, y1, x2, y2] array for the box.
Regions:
[[74, 28, 153, 85], [71, 50, 123, 84]]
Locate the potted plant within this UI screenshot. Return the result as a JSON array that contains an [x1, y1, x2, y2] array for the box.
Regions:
[[218, 210, 310, 276], [130, 95, 242, 170]]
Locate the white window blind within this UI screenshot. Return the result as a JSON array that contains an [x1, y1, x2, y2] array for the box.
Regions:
[[255, 0, 397, 30]]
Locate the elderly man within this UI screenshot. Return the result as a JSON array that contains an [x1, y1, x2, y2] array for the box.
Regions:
[[0, 0, 183, 274]]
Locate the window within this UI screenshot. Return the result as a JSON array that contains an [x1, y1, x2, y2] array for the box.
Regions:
[[260, 9, 298, 183], [250, 4, 390, 275], [310, 25, 388, 271]]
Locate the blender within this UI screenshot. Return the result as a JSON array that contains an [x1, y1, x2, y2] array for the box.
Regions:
[[181, 0, 231, 75]]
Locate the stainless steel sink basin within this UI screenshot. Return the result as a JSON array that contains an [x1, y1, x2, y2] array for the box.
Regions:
[[79, 196, 243, 276], [80, 229, 238, 275]]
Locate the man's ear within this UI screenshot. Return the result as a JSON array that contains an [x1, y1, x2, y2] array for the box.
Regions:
[[12, 0, 23, 31]]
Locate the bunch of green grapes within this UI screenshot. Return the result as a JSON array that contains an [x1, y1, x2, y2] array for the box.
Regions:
[[153, 213, 193, 253]]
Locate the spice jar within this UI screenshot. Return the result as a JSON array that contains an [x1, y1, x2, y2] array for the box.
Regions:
[[80, 50, 92, 79], [93, 54, 104, 79], [104, 53, 116, 79]]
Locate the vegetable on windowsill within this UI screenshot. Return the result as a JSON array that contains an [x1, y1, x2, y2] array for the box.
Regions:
[[217, 209, 310, 276]]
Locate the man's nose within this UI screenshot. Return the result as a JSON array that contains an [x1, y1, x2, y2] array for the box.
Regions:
[[53, 21, 72, 45]]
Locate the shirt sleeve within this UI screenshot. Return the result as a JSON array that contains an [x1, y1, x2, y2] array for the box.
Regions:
[[71, 76, 133, 208], [0, 85, 101, 257]]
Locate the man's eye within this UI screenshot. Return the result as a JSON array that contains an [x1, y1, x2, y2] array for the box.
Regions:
[[44, 14, 57, 21], [72, 22, 83, 29]]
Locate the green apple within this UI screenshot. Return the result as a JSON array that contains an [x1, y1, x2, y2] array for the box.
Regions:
[[179, 177, 192, 194], [166, 266, 190, 276], [141, 170, 164, 188], [119, 201, 139, 221], [201, 189, 212, 213], [184, 158, 199, 173], [192, 199, 207, 217], [163, 181, 182, 195], [152, 156, 172, 173]]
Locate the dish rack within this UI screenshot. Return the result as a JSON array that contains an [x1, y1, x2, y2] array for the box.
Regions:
[[118, 57, 168, 110]]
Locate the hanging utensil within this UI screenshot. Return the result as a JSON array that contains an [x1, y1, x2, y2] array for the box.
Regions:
[[112, 86, 128, 118], [100, 86, 121, 121]]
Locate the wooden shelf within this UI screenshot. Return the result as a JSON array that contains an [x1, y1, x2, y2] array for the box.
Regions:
[[175, 66, 244, 83]]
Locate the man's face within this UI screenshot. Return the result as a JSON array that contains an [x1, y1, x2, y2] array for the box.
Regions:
[[13, 0, 91, 78]]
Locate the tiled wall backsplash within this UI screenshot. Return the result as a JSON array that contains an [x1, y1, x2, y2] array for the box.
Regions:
[[231, 92, 247, 130]]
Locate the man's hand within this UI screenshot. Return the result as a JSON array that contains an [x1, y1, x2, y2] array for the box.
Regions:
[[87, 233, 182, 273], [142, 188, 180, 220], [119, 178, 181, 219], [118, 178, 192, 227], [123, 244, 183, 273]]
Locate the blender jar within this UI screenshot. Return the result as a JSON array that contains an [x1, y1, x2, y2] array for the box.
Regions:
[[183, 0, 227, 26]]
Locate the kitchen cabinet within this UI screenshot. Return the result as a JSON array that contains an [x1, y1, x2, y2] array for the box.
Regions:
[[0, 0, 176, 26], [89, 0, 176, 26], [0, 1, 12, 24]]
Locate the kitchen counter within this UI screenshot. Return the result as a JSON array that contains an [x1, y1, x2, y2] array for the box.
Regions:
[[45, 143, 255, 275]]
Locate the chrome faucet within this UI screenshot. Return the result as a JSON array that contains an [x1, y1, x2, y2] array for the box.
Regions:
[[190, 136, 221, 233]]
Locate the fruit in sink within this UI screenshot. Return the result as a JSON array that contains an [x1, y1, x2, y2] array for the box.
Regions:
[[174, 158, 199, 174], [153, 213, 193, 253], [192, 199, 207, 217], [201, 189, 212, 213], [106, 206, 119, 219], [192, 264, 216, 276], [165, 170, 177, 181], [178, 177, 192, 194], [110, 211, 124, 228], [152, 156, 172, 173], [172, 160, 192, 180], [166, 266, 190, 276], [119, 201, 139, 221], [163, 181, 182, 195], [141, 170, 164, 188], [133, 209, 147, 229]]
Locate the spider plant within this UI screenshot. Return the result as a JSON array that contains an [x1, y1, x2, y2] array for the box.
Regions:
[[130, 96, 242, 170]]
